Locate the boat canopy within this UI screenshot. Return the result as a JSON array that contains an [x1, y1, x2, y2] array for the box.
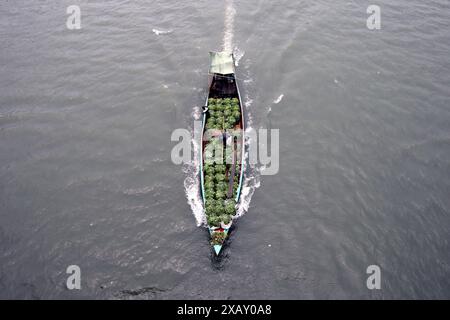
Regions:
[[209, 51, 235, 75]]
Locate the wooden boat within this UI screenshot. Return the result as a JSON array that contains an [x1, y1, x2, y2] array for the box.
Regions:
[[200, 52, 245, 255]]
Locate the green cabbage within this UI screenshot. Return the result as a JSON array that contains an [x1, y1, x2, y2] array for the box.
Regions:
[[214, 173, 226, 182], [215, 190, 225, 200], [207, 215, 220, 227], [224, 199, 236, 214], [219, 214, 231, 225]]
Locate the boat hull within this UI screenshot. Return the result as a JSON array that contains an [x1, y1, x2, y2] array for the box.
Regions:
[[200, 54, 245, 255]]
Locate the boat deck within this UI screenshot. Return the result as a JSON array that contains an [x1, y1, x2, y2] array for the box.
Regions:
[[209, 74, 238, 98]]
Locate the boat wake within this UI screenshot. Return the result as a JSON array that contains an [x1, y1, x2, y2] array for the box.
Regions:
[[235, 95, 262, 218], [233, 48, 245, 66], [183, 106, 206, 227], [222, 0, 236, 53]]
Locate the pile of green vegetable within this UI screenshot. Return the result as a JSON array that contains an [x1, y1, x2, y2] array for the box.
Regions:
[[203, 161, 240, 227], [206, 97, 241, 130], [203, 97, 242, 228]]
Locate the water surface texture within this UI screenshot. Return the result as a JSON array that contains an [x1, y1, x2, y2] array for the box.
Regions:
[[1, 0, 450, 299]]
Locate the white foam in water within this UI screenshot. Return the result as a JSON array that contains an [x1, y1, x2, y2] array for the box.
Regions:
[[274, 94, 284, 104], [233, 48, 245, 66], [268, 94, 284, 114], [183, 164, 205, 226], [234, 94, 262, 218], [183, 106, 206, 226], [152, 28, 172, 36], [223, 0, 236, 53]]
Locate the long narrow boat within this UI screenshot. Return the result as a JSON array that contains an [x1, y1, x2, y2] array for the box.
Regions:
[[200, 52, 245, 255]]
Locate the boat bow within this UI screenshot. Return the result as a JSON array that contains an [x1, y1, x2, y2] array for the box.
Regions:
[[209, 221, 232, 255]]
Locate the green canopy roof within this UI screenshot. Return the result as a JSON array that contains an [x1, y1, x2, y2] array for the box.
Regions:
[[209, 51, 235, 75]]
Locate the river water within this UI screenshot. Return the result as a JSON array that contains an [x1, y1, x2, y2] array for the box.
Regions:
[[0, 0, 449, 299]]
